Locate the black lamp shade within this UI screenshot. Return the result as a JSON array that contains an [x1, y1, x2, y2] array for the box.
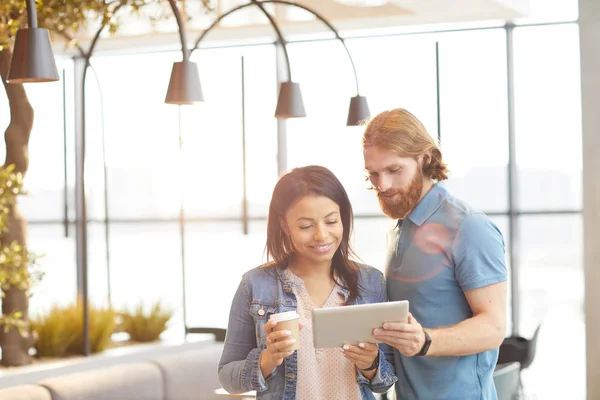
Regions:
[[165, 60, 204, 105], [7, 28, 59, 84], [347, 95, 371, 126], [275, 81, 306, 119]]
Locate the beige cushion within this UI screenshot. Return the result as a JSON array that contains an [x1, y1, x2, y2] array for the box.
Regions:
[[153, 343, 224, 400], [0, 384, 52, 400], [39, 362, 163, 400]]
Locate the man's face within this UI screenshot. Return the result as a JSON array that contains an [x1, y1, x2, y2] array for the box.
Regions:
[[363, 145, 424, 219]]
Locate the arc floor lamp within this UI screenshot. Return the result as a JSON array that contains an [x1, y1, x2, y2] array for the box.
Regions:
[[66, 0, 370, 354], [165, 0, 371, 126]]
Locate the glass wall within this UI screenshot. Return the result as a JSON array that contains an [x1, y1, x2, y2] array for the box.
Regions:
[[2, 4, 582, 397], [512, 22, 583, 399], [78, 44, 278, 337]]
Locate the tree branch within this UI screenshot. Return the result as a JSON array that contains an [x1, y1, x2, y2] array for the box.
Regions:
[[0, 48, 33, 176]]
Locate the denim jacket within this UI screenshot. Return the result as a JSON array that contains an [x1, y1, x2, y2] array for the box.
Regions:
[[218, 262, 398, 399]]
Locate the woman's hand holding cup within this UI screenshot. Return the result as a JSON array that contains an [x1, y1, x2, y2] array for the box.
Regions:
[[259, 311, 300, 379]]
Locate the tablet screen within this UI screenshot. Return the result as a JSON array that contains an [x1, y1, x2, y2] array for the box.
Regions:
[[312, 300, 409, 348]]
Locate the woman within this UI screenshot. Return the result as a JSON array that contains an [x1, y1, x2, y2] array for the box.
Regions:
[[218, 165, 397, 399]]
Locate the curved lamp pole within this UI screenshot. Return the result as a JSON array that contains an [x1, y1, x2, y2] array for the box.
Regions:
[[7, 0, 59, 83], [61, 8, 123, 355], [187, 0, 370, 125], [164, 0, 205, 340]]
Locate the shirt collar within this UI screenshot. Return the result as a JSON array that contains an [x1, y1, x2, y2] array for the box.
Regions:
[[406, 183, 449, 227]]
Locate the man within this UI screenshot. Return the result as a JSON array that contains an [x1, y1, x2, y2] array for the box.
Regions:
[[364, 108, 507, 399]]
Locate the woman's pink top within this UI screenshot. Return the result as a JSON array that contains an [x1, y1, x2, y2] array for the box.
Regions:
[[283, 269, 362, 400]]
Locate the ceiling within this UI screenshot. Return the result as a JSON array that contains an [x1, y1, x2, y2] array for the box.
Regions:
[[64, 0, 530, 54], [192, 0, 531, 30]]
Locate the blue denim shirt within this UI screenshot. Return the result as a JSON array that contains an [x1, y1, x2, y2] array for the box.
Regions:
[[218, 263, 398, 399]]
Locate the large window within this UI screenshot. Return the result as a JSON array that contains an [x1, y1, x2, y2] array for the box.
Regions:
[[517, 214, 584, 399], [513, 24, 582, 211], [180, 44, 278, 329], [511, 23, 584, 397], [106, 223, 183, 336], [77, 44, 278, 332], [86, 51, 181, 221], [238, 46, 279, 218], [28, 224, 77, 315], [184, 44, 277, 219], [181, 47, 243, 219], [434, 29, 509, 213], [184, 221, 267, 329]]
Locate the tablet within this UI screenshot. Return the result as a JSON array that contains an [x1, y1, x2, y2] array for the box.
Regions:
[[311, 300, 409, 349]]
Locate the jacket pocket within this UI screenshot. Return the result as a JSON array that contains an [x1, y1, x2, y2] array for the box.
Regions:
[[249, 303, 277, 348]]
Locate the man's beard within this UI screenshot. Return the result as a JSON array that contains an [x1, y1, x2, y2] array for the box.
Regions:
[[377, 169, 423, 219]]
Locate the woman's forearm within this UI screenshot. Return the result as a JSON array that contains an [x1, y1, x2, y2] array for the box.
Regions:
[[259, 350, 278, 379]]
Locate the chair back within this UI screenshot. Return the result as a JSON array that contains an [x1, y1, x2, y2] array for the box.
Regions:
[[498, 323, 542, 370], [494, 362, 521, 400]]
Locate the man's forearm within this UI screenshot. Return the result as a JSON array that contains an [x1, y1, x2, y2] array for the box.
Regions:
[[426, 314, 505, 357]]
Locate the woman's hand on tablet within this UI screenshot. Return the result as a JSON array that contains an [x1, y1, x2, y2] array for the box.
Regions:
[[340, 342, 379, 377], [260, 321, 296, 378]]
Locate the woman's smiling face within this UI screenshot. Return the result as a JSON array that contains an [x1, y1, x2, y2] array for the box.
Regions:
[[282, 195, 343, 265]]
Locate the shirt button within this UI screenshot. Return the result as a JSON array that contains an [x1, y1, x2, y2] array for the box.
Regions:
[[258, 308, 265, 316]]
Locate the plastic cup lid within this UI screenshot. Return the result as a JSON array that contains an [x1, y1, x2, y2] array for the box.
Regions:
[[269, 311, 299, 322]]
